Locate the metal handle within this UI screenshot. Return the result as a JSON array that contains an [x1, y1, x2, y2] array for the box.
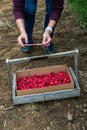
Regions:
[[6, 49, 79, 87]]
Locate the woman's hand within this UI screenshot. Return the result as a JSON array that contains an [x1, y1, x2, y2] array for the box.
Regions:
[[17, 33, 28, 47], [16, 19, 28, 47], [42, 30, 52, 46]]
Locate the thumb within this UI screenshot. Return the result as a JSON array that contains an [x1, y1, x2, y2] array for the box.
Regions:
[[42, 34, 47, 44], [42, 38, 45, 44], [25, 35, 28, 43]]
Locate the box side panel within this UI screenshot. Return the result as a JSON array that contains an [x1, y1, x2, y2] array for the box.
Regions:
[[67, 68, 74, 86], [14, 89, 80, 105], [17, 83, 74, 96], [16, 64, 67, 78]]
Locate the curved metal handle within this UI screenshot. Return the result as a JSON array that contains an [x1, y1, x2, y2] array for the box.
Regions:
[[6, 49, 79, 87]]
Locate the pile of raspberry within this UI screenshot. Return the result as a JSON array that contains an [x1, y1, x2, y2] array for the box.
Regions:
[[17, 71, 71, 90]]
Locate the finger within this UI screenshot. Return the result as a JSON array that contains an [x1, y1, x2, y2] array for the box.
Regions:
[[17, 36, 24, 47], [43, 37, 52, 46], [24, 35, 28, 44], [42, 36, 46, 44]]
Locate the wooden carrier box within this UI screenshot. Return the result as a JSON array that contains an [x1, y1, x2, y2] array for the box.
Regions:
[[6, 49, 80, 104]]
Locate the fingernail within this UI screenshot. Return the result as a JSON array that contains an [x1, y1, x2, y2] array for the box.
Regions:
[[26, 41, 28, 43]]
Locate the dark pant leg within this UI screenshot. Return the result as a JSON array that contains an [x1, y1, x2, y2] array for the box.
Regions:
[[24, 0, 37, 43]]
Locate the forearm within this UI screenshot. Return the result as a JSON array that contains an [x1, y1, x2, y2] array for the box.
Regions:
[[46, 0, 64, 34], [48, 20, 56, 28], [16, 19, 28, 47], [45, 20, 56, 34], [16, 19, 26, 35], [43, 20, 56, 45]]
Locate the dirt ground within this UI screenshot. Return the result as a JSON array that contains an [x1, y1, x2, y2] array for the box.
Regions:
[[0, 0, 87, 130]]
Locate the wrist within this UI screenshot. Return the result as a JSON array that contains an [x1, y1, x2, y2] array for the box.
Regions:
[[45, 26, 53, 34], [20, 31, 27, 37], [20, 30, 26, 35]]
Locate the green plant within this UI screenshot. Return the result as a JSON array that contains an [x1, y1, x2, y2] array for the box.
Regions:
[[68, 0, 87, 27]]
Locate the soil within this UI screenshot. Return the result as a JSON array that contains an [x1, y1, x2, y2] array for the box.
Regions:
[[0, 0, 87, 130]]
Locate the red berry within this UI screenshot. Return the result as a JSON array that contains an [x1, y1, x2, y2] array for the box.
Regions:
[[17, 71, 71, 90]]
